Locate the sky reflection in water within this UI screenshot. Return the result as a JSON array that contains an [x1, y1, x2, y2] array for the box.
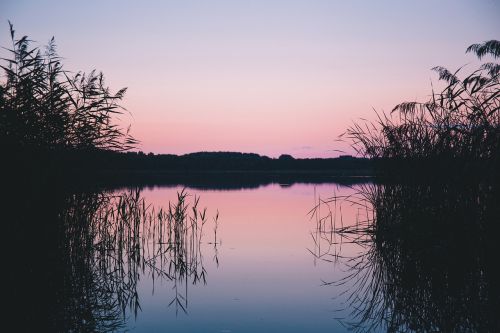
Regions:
[[127, 183, 363, 332]]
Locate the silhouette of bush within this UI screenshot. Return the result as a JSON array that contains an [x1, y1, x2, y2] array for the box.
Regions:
[[0, 22, 137, 152], [345, 40, 499, 169]]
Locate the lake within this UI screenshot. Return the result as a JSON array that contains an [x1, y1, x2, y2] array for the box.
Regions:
[[120, 183, 366, 332], [6, 178, 499, 332]]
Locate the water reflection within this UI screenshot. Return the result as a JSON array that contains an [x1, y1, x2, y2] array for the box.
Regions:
[[8, 187, 218, 332], [311, 182, 500, 332], [9, 179, 498, 332]]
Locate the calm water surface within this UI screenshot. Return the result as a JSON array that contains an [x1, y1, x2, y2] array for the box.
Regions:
[[9, 179, 498, 332], [126, 183, 363, 332]]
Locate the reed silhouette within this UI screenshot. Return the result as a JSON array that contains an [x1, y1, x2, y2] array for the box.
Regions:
[[344, 40, 500, 175], [5, 185, 219, 332], [0, 22, 137, 153], [310, 181, 500, 332]]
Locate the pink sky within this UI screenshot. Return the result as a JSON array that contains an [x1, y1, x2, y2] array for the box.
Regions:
[[2, 0, 499, 157]]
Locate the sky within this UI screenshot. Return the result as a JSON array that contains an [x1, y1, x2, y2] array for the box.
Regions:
[[1, 0, 499, 157]]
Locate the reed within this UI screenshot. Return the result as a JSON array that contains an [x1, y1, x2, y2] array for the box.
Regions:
[[310, 182, 500, 332], [343, 40, 500, 173], [0, 22, 137, 152], [55, 188, 219, 330]]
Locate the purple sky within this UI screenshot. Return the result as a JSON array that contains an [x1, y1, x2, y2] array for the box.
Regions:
[[1, 0, 499, 157]]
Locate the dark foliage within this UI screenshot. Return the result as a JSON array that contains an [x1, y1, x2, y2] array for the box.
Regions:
[[0, 22, 137, 152], [4, 183, 218, 331], [312, 181, 500, 332], [344, 40, 500, 174], [65, 150, 373, 173], [3, 149, 374, 188]]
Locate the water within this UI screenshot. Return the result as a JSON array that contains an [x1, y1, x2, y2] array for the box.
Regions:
[[7, 179, 499, 332], [125, 183, 363, 332]]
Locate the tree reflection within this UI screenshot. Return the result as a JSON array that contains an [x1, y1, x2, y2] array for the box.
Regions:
[[311, 181, 500, 332]]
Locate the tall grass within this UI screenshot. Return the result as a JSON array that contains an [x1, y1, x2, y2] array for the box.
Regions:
[[310, 182, 500, 332], [56, 189, 219, 330], [344, 40, 499, 170], [0, 22, 137, 151]]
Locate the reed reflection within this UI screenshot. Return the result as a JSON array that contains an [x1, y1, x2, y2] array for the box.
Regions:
[[9, 187, 219, 332], [311, 181, 500, 332]]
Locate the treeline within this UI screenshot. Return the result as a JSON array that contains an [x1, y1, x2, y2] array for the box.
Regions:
[[30, 150, 372, 173], [4, 149, 373, 191], [111, 151, 371, 171]]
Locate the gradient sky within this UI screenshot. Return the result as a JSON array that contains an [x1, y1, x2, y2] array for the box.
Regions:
[[1, 0, 499, 157]]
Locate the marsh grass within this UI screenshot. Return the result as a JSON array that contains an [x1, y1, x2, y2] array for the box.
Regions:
[[57, 188, 219, 330], [0, 22, 137, 152], [309, 182, 500, 332], [344, 40, 500, 173]]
